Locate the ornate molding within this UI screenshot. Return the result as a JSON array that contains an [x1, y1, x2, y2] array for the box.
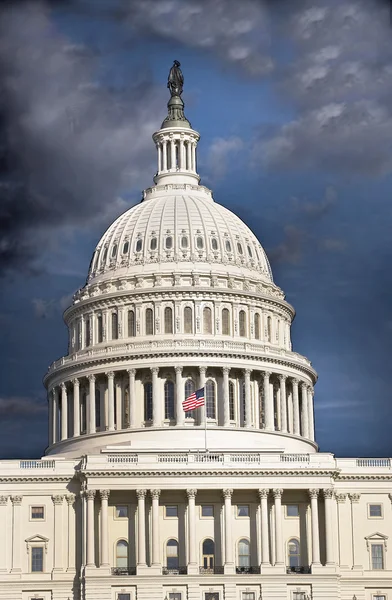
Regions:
[[11, 495, 22, 505], [258, 488, 269, 499], [222, 488, 233, 500], [335, 493, 347, 504], [273, 488, 283, 499], [186, 488, 197, 499], [308, 489, 319, 500], [136, 489, 147, 499], [99, 489, 110, 500], [150, 489, 161, 499], [323, 488, 334, 500], [52, 495, 65, 505], [65, 493, 76, 505], [0, 495, 8, 505], [86, 489, 96, 500], [88, 374, 96, 382], [349, 493, 361, 503]]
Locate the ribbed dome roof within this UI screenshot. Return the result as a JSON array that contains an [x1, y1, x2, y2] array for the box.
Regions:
[[87, 185, 273, 285]]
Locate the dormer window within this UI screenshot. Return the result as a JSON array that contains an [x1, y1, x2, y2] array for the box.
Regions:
[[111, 244, 117, 258], [247, 245, 253, 258], [181, 236, 188, 249], [237, 242, 243, 255], [225, 240, 232, 252], [211, 238, 218, 251], [150, 237, 157, 251], [196, 236, 204, 250], [165, 236, 173, 250], [136, 239, 143, 252], [122, 241, 129, 254]]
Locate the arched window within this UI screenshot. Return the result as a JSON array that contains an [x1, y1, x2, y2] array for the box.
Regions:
[[164, 307, 173, 334], [237, 242, 243, 255], [112, 312, 118, 340], [254, 313, 260, 340], [95, 388, 100, 429], [267, 316, 272, 342], [150, 237, 157, 251], [165, 236, 173, 250], [184, 306, 193, 334], [222, 308, 230, 335], [247, 245, 253, 258], [97, 315, 103, 343], [202, 538, 215, 570], [241, 381, 246, 426], [136, 239, 142, 253], [205, 380, 216, 419], [211, 238, 218, 251], [225, 240, 232, 252], [116, 540, 128, 568], [196, 236, 204, 250], [80, 391, 87, 433], [185, 379, 195, 419], [288, 539, 300, 568], [238, 539, 250, 568], [111, 244, 117, 258], [239, 310, 246, 337], [85, 317, 90, 347], [203, 307, 212, 334], [229, 381, 235, 421], [181, 236, 188, 249], [164, 381, 175, 420], [122, 241, 129, 254], [102, 247, 108, 265], [128, 310, 135, 337], [144, 382, 152, 421], [145, 308, 153, 335], [166, 539, 179, 570]]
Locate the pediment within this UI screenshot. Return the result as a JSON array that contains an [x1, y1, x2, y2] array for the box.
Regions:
[[25, 534, 49, 544], [365, 532, 388, 541]]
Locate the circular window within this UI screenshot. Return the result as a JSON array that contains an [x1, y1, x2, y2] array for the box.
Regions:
[[165, 236, 173, 250], [111, 244, 117, 258], [237, 242, 243, 255], [247, 245, 253, 258], [225, 240, 232, 252], [122, 241, 129, 254], [181, 236, 188, 249], [211, 238, 218, 251], [196, 236, 204, 250], [136, 239, 143, 253], [150, 237, 157, 251]]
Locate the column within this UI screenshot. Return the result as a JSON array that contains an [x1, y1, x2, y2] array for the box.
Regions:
[[301, 382, 309, 438], [244, 369, 252, 428], [60, 383, 68, 441], [72, 378, 80, 437], [263, 371, 274, 431], [150, 490, 161, 566], [323, 489, 334, 565], [186, 141, 192, 171], [259, 489, 270, 565], [308, 386, 315, 441], [222, 367, 230, 427], [136, 489, 147, 566], [0, 496, 8, 572], [66, 494, 76, 572], [48, 391, 53, 446], [107, 372, 115, 431], [115, 377, 122, 430], [278, 375, 287, 433], [199, 366, 206, 425], [80, 315, 85, 350], [170, 139, 176, 169], [308, 489, 321, 565], [100, 490, 110, 567], [179, 139, 184, 169], [151, 367, 160, 427], [157, 143, 162, 172], [88, 375, 96, 435], [187, 489, 197, 571], [223, 489, 234, 572], [175, 366, 184, 426], [292, 378, 300, 435], [191, 142, 196, 171], [273, 489, 283, 565], [11, 496, 22, 572], [128, 369, 136, 428], [52, 388, 58, 443], [162, 140, 167, 170], [52, 495, 65, 572], [336, 493, 350, 569], [349, 493, 361, 569], [86, 490, 96, 567]]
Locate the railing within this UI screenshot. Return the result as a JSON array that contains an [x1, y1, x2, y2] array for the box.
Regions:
[[158, 454, 188, 463], [236, 566, 261, 574], [280, 454, 310, 463], [195, 453, 224, 463], [19, 460, 56, 469], [111, 567, 137, 576], [107, 454, 138, 464], [356, 458, 391, 467], [162, 566, 187, 575], [286, 566, 311, 574], [230, 454, 261, 463], [199, 566, 225, 574]]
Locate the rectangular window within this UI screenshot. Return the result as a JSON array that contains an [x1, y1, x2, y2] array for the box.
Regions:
[[201, 505, 214, 517], [169, 594, 181, 600], [237, 505, 249, 517], [31, 546, 44, 572], [205, 594, 219, 600], [31, 506, 45, 520], [292, 593, 306, 600], [373, 596, 386, 600], [115, 505, 128, 518], [286, 504, 299, 517], [369, 504, 383, 518], [118, 595, 131, 600], [165, 505, 178, 517], [371, 544, 384, 570], [242, 594, 255, 600]]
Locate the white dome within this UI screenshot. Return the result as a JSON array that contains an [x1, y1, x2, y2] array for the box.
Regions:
[[88, 184, 273, 285]]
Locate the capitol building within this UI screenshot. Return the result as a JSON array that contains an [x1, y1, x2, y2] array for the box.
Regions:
[[0, 64, 391, 600]]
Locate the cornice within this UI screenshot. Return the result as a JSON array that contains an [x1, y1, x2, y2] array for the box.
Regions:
[[0, 476, 74, 483], [80, 469, 338, 478], [336, 474, 392, 481]]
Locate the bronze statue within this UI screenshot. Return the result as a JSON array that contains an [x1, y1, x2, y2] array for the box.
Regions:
[[168, 60, 184, 97]]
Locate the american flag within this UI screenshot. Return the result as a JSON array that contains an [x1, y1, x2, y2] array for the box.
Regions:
[[182, 387, 205, 412]]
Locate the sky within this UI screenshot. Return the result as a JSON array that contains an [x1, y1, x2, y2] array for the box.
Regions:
[[0, 0, 392, 459]]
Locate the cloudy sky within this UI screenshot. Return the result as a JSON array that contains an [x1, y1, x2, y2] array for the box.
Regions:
[[0, 0, 391, 458]]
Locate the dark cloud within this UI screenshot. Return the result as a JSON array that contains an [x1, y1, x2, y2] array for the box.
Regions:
[[0, 395, 47, 417], [268, 225, 306, 265], [292, 185, 337, 219]]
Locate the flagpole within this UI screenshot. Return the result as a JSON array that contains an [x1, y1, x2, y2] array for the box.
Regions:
[[204, 407, 207, 452]]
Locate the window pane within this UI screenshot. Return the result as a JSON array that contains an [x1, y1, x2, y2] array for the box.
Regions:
[[122, 241, 129, 254], [206, 380, 216, 419], [203, 307, 212, 334], [145, 308, 153, 335], [136, 239, 142, 252], [118, 595, 131, 600], [371, 544, 384, 569], [184, 307, 193, 334], [116, 540, 128, 567], [112, 313, 118, 340], [237, 242, 243, 255], [211, 238, 218, 250], [254, 313, 260, 339], [288, 539, 300, 567], [237, 505, 249, 517], [247, 245, 253, 257], [287, 505, 299, 517], [222, 308, 230, 335], [229, 381, 235, 421], [150, 237, 157, 250], [144, 383, 153, 421], [369, 504, 382, 517], [203, 538, 215, 553], [165, 505, 178, 517], [128, 310, 135, 337], [165, 236, 173, 249], [166, 539, 179, 557], [196, 236, 204, 249], [169, 594, 182, 600], [242, 594, 255, 600], [164, 381, 175, 419], [225, 240, 232, 252], [239, 310, 246, 337], [31, 547, 43, 572], [31, 506, 44, 519], [181, 236, 188, 249], [164, 307, 173, 334], [115, 505, 128, 518], [202, 505, 214, 517]]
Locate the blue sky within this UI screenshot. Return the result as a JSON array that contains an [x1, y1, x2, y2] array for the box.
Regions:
[[0, 0, 392, 458]]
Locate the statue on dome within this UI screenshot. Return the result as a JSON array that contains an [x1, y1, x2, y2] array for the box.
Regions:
[[168, 60, 184, 97]]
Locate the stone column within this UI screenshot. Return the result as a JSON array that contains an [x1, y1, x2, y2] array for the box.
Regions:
[[128, 369, 136, 428], [222, 367, 230, 427], [115, 377, 122, 430], [309, 489, 321, 565], [292, 378, 300, 435], [278, 375, 287, 433], [323, 489, 334, 565], [60, 383, 68, 441], [88, 375, 96, 435], [170, 139, 176, 169], [107, 372, 115, 431], [179, 139, 184, 169], [187, 489, 198, 573], [157, 143, 162, 172], [244, 369, 252, 428], [73, 378, 80, 437], [175, 366, 184, 426], [273, 489, 284, 565], [48, 391, 53, 446], [52, 495, 65, 572], [223, 489, 234, 572], [162, 140, 168, 170], [52, 388, 58, 443], [308, 386, 315, 441], [11, 496, 22, 572], [66, 494, 76, 572], [349, 493, 361, 569], [0, 496, 8, 572], [199, 366, 207, 425], [150, 490, 161, 567], [259, 489, 270, 565], [301, 382, 309, 438], [151, 367, 160, 427], [263, 371, 274, 430], [136, 489, 147, 566], [191, 142, 196, 171], [100, 490, 110, 567], [186, 141, 192, 171], [86, 490, 96, 567], [80, 315, 85, 350]]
